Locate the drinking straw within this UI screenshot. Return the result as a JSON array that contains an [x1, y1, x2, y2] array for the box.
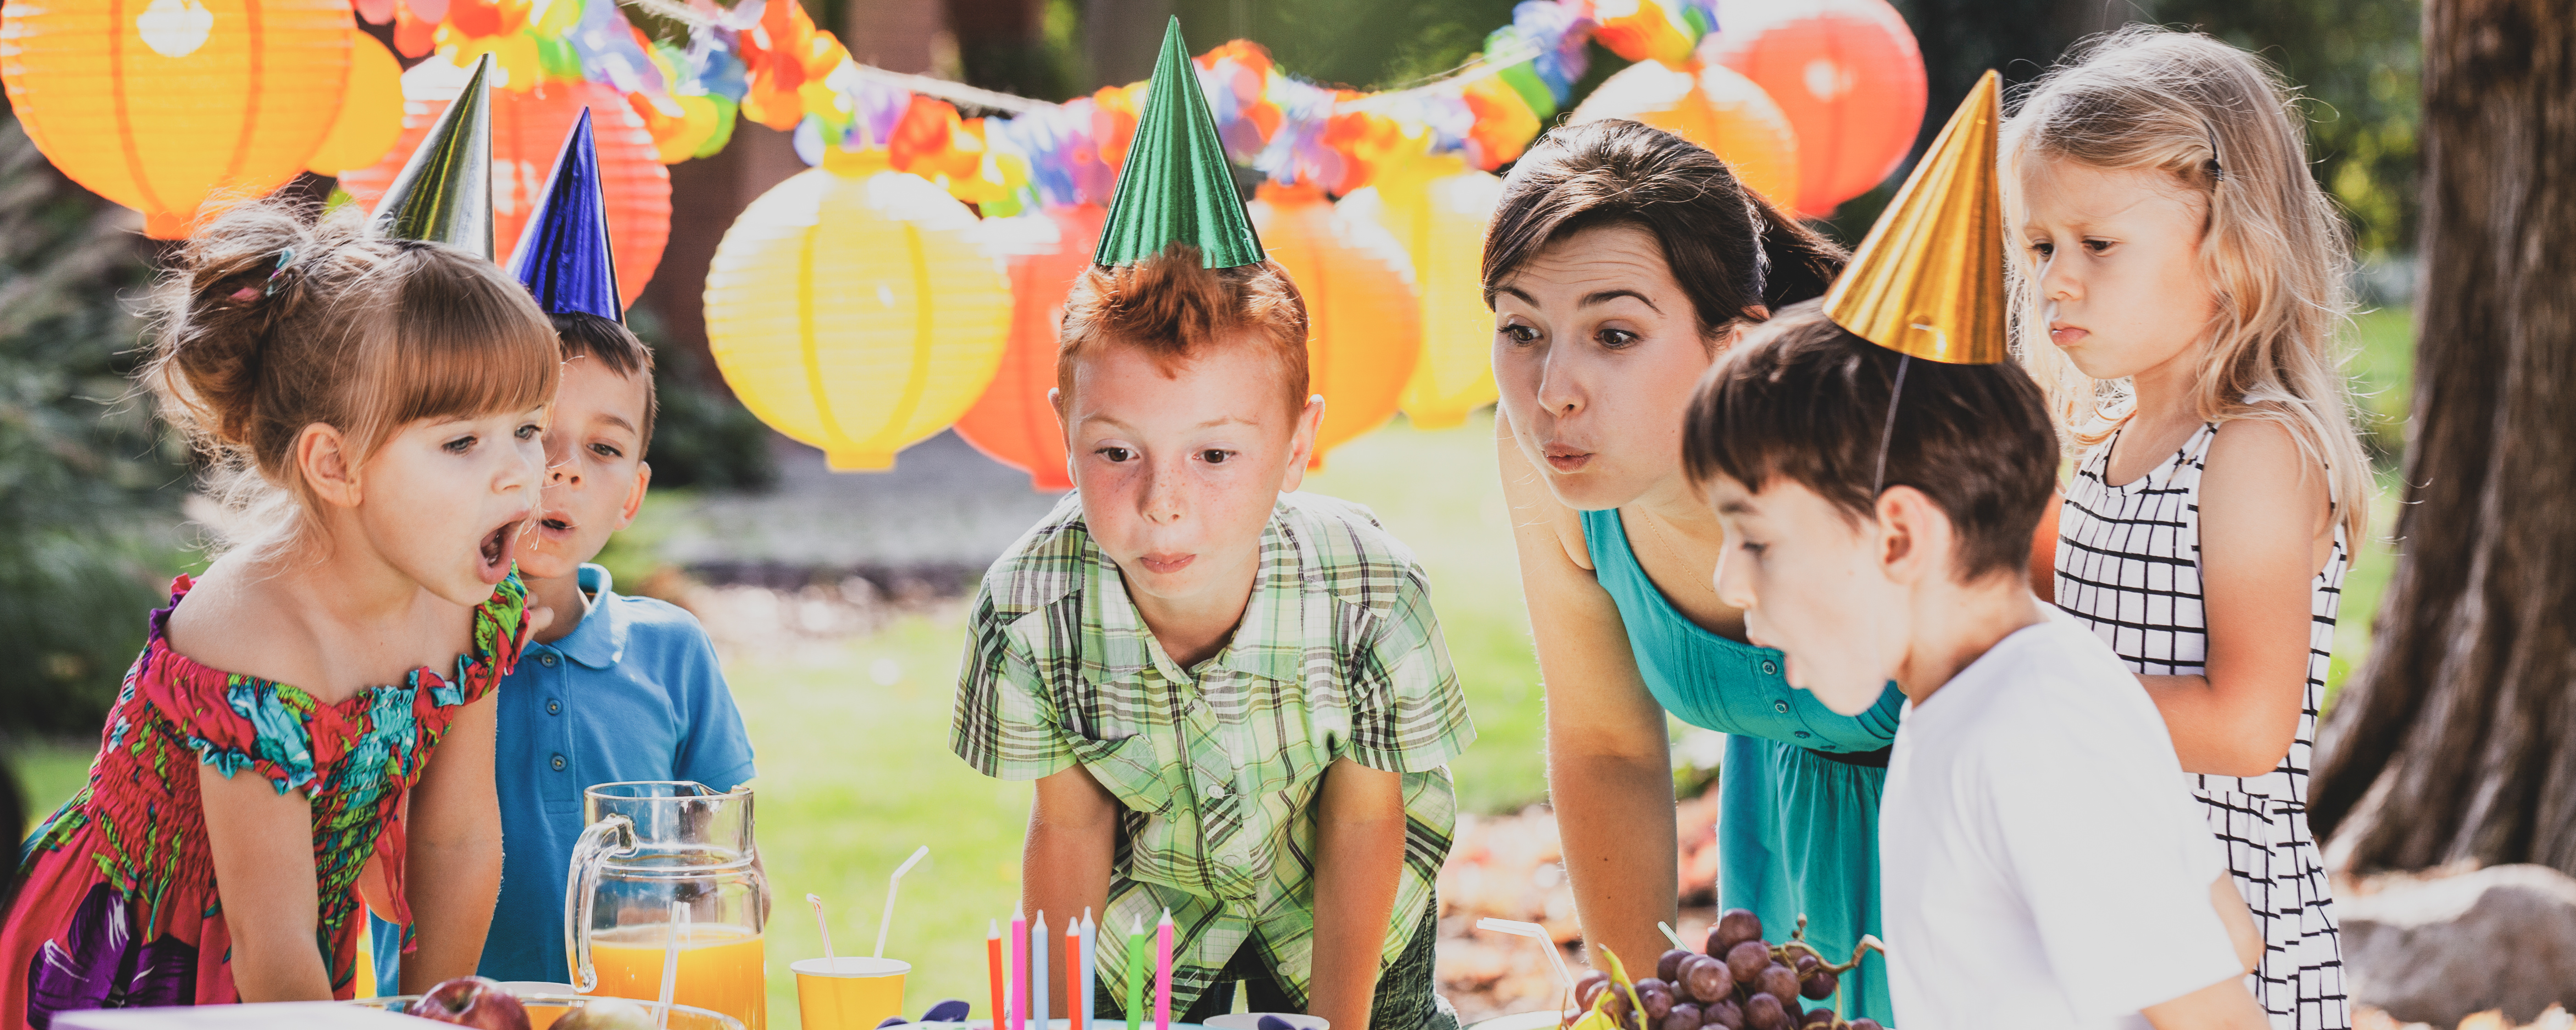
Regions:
[[1123, 916, 1147, 1030], [1033, 912, 1051, 1030], [810, 894, 835, 961], [1079, 911, 1096, 1030], [1067, 913, 1085, 1030], [1657, 922, 1685, 951], [1012, 909, 1030, 1030], [988, 920, 1007, 1030], [876, 845, 932, 959], [1153, 909, 1173, 1030], [1474, 918, 1575, 998], [658, 899, 688, 1030]]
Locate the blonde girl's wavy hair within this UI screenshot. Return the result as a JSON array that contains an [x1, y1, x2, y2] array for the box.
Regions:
[[145, 198, 561, 559], [2003, 25, 2369, 541]]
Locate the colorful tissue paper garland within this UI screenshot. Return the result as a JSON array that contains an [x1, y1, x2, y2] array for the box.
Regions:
[[380, 0, 1743, 213]]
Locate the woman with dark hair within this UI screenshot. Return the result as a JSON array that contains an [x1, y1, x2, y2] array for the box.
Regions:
[[1486, 120, 1898, 1019]]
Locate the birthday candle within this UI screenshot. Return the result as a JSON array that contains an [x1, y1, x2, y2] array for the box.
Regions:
[[1012, 908, 1029, 1030], [1067, 912, 1085, 1030], [1154, 908, 1174, 1030], [988, 920, 1007, 1030], [1123, 916, 1147, 1030], [1034, 912, 1051, 1030], [1080, 910, 1096, 1030]]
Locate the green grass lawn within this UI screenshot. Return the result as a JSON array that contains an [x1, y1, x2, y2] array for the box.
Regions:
[[8, 301, 2415, 1021]]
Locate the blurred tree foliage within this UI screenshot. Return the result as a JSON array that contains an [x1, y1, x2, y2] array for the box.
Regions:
[[0, 117, 191, 736], [2152, 0, 2422, 255]]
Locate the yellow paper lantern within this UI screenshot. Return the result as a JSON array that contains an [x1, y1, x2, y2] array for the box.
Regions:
[[1571, 59, 1801, 213], [305, 28, 403, 175], [704, 150, 1012, 471], [1352, 154, 1505, 430], [0, 0, 355, 238], [1247, 182, 1421, 466]]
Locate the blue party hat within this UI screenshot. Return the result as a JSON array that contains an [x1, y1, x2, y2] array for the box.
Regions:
[[505, 108, 623, 321]]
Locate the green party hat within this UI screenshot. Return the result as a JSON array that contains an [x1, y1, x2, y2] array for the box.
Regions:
[[370, 53, 496, 258], [1092, 17, 1264, 269]]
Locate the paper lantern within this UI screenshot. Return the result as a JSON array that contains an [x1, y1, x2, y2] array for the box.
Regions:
[[339, 68, 668, 306], [1571, 59, 1800, 213], [1702, 0, 1926, 216], [953, 204, 1105, 493], [702, 150, 1012, 471], [306, 28, 403, 175], [1352, 155, 1505, 430], [1246, 182, 1420, 466], [0, 0, 355, 238]]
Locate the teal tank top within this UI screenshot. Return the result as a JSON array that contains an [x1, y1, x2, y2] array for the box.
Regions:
[[1580, 508, 1900, 1022]]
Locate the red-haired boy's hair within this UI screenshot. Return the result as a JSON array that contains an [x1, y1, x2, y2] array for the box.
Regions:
[[1056, 242, 1309, 412]]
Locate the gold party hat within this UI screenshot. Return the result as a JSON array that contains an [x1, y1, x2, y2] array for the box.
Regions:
[[1823, 69, 2003, 365]]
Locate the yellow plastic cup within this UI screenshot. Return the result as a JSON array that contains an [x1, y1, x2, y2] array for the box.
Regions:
[[793, 956, 909, 1030]]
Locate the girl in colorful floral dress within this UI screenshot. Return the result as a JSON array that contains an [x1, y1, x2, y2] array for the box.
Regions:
[[1, 200, 562, 1027]]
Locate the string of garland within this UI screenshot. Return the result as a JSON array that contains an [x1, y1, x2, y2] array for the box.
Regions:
[[379, 0, 1725, 216]]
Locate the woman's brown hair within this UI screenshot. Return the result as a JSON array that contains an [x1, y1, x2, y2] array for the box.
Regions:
[[146, 199, 561, 554], [1481, 119, 1848, 337]]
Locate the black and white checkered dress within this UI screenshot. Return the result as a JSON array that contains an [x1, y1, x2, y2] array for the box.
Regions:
[[2053, 423, 2351, 1030]]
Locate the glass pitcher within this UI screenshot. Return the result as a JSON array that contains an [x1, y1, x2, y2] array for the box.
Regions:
[[567, 781, 769, 1030]]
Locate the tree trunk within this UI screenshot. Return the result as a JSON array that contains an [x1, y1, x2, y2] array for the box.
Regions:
[[2310, 0, 2576, 874]]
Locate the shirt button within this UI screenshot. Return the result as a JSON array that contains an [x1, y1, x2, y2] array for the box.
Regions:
[[1773, 700, 1791, 714], [540, 653, 558, 667], [1206, 783, 1228, 799], [546, 700, 561, 715], [1794, 731, 1811, 739], [551, 754, 567, 771], [1760, 660, 1778, 676]]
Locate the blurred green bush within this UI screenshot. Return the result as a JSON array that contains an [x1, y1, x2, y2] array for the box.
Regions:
[[0, 118, 192, 736]]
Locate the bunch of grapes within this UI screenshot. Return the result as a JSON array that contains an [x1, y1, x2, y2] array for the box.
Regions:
[[1559, 911, 1887, 1030]]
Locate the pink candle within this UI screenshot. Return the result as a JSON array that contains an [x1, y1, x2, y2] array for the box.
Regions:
[[1012, 908, 1029, 1030], [1153, 908, 1174, 1030], [1068, 913, 1085, 1030]]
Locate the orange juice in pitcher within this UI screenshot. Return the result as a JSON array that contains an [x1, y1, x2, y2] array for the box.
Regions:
[[589, 923, 767, 1030], [569, 782, 769, 1030]]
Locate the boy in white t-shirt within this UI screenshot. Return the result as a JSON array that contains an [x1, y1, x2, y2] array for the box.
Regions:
[[1674, 302, 2266, 1030]]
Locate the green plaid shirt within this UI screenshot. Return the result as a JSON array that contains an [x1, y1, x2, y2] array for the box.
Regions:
[[952, 491, 1475, 1014]]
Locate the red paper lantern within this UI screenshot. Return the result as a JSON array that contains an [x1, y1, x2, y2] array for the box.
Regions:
[[1702, 0, 1926, 217], [340, 72, 668, 305], [953, 204, 1106, 493]]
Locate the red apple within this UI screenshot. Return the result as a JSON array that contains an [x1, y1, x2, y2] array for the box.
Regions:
[[409, 976, 531, 1030]]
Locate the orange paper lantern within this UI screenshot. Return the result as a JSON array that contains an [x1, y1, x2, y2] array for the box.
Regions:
[[0, 0, 356, 238], [340, 69, 668, 306], [305, 28, 404, 175], [1246, 182, 1421, 468], [1570, 59, 1801, 213], [1702, 0, 1926, 216], [953, 204, 1106, 493]]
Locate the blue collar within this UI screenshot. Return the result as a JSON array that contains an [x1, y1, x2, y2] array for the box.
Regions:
[[552, 563, 628, 669]]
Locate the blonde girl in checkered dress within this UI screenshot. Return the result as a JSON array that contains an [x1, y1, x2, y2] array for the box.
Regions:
[[2007, 28, 2371, 1030]]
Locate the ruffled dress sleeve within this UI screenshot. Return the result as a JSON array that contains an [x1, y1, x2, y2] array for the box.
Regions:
[[433, 570, 530, 709], [132, 576, 327, 797]]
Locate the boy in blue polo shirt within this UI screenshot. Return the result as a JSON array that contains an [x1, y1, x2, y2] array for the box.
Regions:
[[369, 115, 755, 990]]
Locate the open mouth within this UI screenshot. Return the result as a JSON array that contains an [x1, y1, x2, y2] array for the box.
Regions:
[[477, 519, 519, 584]]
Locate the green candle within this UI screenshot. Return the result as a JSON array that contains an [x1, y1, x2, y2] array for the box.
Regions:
[[1124, 915, 1148, 1030]]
